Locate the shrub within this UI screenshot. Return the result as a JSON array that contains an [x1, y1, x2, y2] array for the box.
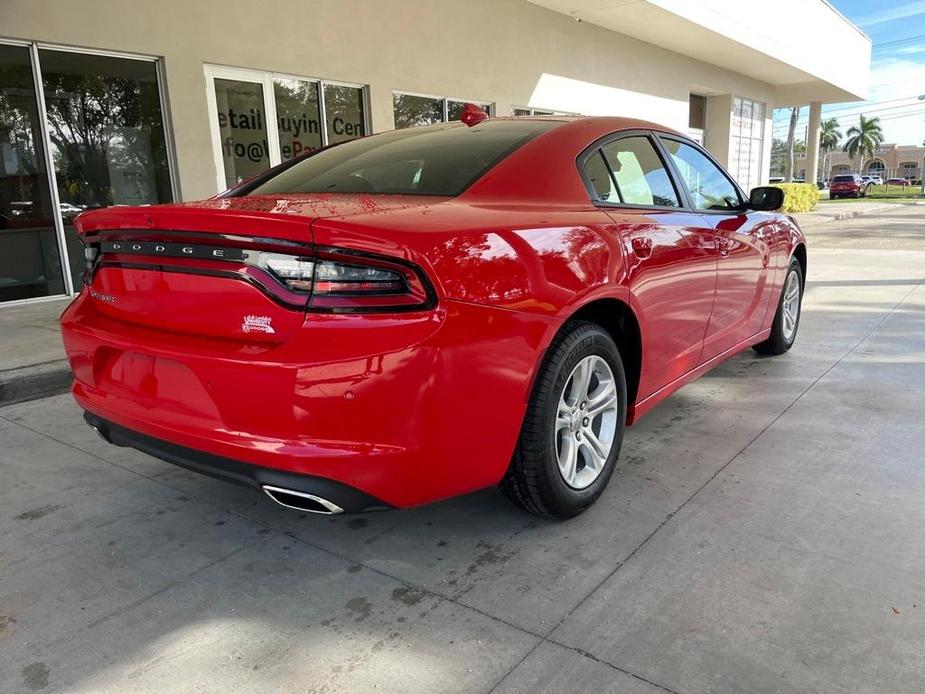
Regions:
[[770, 183, 820, 213]]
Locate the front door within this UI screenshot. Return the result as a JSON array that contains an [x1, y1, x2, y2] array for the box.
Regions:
[[657, 136, 772, 361], [587, 134, 717, 400]]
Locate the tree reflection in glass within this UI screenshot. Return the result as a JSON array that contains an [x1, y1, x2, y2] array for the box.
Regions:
[[0, 44, 64, 301], [40, 49, 172, 288]]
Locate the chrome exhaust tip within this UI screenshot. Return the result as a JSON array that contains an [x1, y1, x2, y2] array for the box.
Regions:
[[261, 485, 345, 515]]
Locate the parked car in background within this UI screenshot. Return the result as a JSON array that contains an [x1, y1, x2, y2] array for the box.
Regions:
[[830, 173, 867, 199], [61, 112, 807, 519], [884, 178, 910, 187], [862, 175, 883, 186]]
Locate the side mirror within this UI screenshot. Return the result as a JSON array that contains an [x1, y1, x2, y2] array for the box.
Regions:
[[748, 186, 784, 211]]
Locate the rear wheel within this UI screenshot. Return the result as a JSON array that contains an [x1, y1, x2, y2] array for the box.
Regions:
[[754, 257, 803, 355], [501, 321, 626, 518]]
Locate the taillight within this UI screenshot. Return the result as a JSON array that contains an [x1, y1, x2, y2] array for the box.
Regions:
[[243, 248, 434, 313], [81, 232, 436, 314]]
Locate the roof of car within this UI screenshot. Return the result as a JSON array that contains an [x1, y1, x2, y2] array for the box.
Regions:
[[491, 114, 683, 136]]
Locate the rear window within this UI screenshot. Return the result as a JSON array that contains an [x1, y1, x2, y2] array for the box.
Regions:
[[241, 120, 560, 197], [832, 175, 855, 182]]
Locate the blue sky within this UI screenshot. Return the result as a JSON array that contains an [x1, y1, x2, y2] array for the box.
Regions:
[[771, 0, 925, 146]]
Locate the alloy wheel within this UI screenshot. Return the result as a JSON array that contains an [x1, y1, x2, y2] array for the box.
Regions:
[[782, 269, 801, 341], [555, 355, 619, 489]]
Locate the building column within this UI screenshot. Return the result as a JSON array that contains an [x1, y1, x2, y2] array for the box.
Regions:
[[805, 101, 822, 183]]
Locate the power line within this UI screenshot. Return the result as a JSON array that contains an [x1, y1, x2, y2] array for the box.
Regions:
[[772, 104, 925, 134], [773, 94, 925, 118], [771, 98, 925, 126], [872, 33, 925, 49]]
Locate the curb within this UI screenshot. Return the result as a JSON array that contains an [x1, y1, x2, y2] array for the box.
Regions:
[[798, 201, 924, 225], [0, 360, 72, 407]]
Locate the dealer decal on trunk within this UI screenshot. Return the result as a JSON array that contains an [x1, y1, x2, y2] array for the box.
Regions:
[[241, 315, 275, 334]]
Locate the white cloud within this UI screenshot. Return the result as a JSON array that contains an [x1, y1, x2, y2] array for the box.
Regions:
[[894, 45, 925, 55], [854, 0, 925, 27]]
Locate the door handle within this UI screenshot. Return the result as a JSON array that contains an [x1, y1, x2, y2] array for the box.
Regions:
[[631, 237, 653, 258]]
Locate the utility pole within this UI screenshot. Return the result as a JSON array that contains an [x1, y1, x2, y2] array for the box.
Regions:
[[785, 106, 799, 182], [919, 96, 924, 194]]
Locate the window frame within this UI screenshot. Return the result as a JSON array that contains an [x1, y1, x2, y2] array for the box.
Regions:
[[576, 129, 689, 212], [204, 64, 370, 193], [655, 133, 748, 215]]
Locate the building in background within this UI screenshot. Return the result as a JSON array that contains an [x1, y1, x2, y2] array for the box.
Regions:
[[794, 143, 924, 182], [0, 0, 870, 306]]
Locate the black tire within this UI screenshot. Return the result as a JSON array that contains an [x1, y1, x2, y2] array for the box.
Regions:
[[754, 257, 803, 356], [501, 321, 627, 518]]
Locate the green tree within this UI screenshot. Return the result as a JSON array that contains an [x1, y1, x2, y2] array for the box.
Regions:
[[819, 117, 841, 181], [843, 114, 884, 173]]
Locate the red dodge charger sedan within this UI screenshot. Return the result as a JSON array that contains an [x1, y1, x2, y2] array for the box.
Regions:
[[61, 111, 806, 518]]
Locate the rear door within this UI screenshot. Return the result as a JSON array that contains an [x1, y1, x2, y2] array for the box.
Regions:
[[583, 132, 717, 400], [657, 135, 773, 361]]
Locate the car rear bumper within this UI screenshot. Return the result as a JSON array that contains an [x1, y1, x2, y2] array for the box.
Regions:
[[83, 410, 391, 513], [62, 291, 559, 509]]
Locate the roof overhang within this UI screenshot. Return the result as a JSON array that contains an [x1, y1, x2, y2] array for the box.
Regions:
[[527, 0, 871, 106]]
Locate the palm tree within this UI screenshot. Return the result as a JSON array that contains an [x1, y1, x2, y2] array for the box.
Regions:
[[843, 114, 884, 173], [819, 118, 841, 181], [784, 107, 799, 182]]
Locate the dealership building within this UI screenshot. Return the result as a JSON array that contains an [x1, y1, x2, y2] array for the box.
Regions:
[[1, 0, 870, 307]]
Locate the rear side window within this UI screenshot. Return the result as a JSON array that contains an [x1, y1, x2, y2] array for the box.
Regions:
[[585, 151, 620, 202], [660, 138, 742, 212], [594, 136, 680, 207], [242, 120, 559, 197]]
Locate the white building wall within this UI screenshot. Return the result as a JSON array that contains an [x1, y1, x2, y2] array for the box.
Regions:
[[2, 0, 786, 199]]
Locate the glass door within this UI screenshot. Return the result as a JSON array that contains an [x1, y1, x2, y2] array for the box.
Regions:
[[0, 43, 65, 302], [39, 48, 174, 292]]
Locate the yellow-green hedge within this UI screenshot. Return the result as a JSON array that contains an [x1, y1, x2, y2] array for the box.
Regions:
[[770, 183, 820, 213]]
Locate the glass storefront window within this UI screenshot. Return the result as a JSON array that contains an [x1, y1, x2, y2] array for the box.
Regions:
[[730, 96, 765, 192], [446, 99, 492, 121], [393, 93, 443, 129], [40, 49, 173, 290], [0, 44, 65, 301], [393, 93, 493, 129], [512, 107, 568, 116], [274, 78, 323, 160], [213, 77, 271, 188], [206, 67, 369, 192], [324, 84, 366, 145]]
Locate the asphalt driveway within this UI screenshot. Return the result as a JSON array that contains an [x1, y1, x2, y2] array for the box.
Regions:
[[2, 206, 924, 693]]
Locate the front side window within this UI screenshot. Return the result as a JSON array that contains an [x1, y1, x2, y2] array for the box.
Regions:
[[243, 120, 558, 197], [661, 138, 742, 212], [597, 136, 680, 207]]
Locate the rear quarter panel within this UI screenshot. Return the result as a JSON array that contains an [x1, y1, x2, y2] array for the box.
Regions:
[[309, 202, 628, 317]]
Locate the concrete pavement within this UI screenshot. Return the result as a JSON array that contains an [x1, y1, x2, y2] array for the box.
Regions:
[[0, 298, 70, 406], [1, 209, 924, 693], [794, 199, 924, 227]]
